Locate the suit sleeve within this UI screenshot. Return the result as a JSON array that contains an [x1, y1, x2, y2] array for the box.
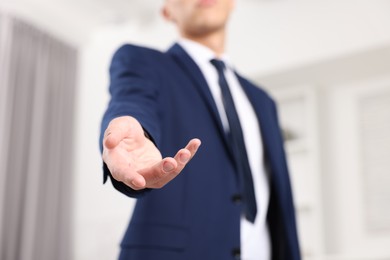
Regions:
[[99, 44, 163, 198]]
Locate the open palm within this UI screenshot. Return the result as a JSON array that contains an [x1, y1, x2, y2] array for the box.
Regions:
[[102, 116, 201, 190]]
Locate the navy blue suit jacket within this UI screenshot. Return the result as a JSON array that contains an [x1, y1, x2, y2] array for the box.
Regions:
[[100, 43, 301, 260]]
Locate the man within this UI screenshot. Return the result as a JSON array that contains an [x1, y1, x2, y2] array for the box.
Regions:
[[100, 0, 301, 259]]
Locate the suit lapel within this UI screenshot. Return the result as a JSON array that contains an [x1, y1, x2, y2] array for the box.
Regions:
[[238, 77, 297, 258], [167, 44, 232, 151], [236, 75, 278, 177]]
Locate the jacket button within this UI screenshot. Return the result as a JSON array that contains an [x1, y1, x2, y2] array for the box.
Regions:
[[231, 194, 242, 204], [232, 248, 241, 260]]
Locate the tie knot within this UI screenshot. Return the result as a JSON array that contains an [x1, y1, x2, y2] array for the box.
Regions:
[[210, 59, 226, 72]]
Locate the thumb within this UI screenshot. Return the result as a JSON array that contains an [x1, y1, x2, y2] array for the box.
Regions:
[[104, 116, 143, 149]]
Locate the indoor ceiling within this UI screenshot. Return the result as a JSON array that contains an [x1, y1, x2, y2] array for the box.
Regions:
[[2, 0, 275, 27], [67, 0, 160, 25], [0, 0, 163, 45], [1, 0, 277, 46]]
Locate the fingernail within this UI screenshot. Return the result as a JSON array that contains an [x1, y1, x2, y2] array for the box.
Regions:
[[163, 162, 174, 172], [180, 154, 190, 163]]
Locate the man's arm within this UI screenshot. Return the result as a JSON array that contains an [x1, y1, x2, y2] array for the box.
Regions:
[[100, 45, 201, 197]]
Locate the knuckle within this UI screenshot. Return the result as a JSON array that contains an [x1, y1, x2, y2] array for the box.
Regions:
[[156, 170, 167, 180], [129, 184, 142, 190], [112, 169, 123, 180], [153, 181, 166, 189], [111, 167, 126, 182], [123, 175, 134, 185], [173, 167, 183, 175]]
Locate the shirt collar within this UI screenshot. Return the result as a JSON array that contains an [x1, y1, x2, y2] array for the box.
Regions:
[[178, 38, 231, 68]]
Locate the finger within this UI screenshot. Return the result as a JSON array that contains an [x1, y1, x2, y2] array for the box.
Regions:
[[138, 139, 201, 188], [138, 157, 178, 188], [185, 138, 202, 159], [111, 164, 147, 190], [172, 148, 191, 174], [104, 116, 142, 149], [160, 139, 201, 183], [148, 150, 193, 189], [104, 117, 131, 149], [103, 149, 147, 190], [122, 172, 146, 190]]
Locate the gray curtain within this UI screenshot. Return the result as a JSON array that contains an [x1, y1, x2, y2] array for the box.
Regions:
[[0, 12, 77, 260]]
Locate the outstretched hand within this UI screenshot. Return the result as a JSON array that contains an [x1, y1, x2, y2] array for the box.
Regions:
[[102, 116, 201, 190]]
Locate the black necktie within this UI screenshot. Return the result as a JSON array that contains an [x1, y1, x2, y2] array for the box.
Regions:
[[210, 59, 257, 223]]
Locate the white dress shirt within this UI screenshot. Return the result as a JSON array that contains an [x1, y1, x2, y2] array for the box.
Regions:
[[179, 39, 271, 260]]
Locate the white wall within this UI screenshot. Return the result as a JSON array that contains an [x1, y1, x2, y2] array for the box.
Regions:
[[229, 0, 390, 75]]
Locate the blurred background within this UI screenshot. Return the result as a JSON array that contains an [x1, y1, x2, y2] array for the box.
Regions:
[[1, 0, 390, 259]]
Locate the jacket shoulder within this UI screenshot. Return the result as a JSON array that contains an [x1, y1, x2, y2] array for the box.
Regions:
[[112, 43, 166, 65]]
